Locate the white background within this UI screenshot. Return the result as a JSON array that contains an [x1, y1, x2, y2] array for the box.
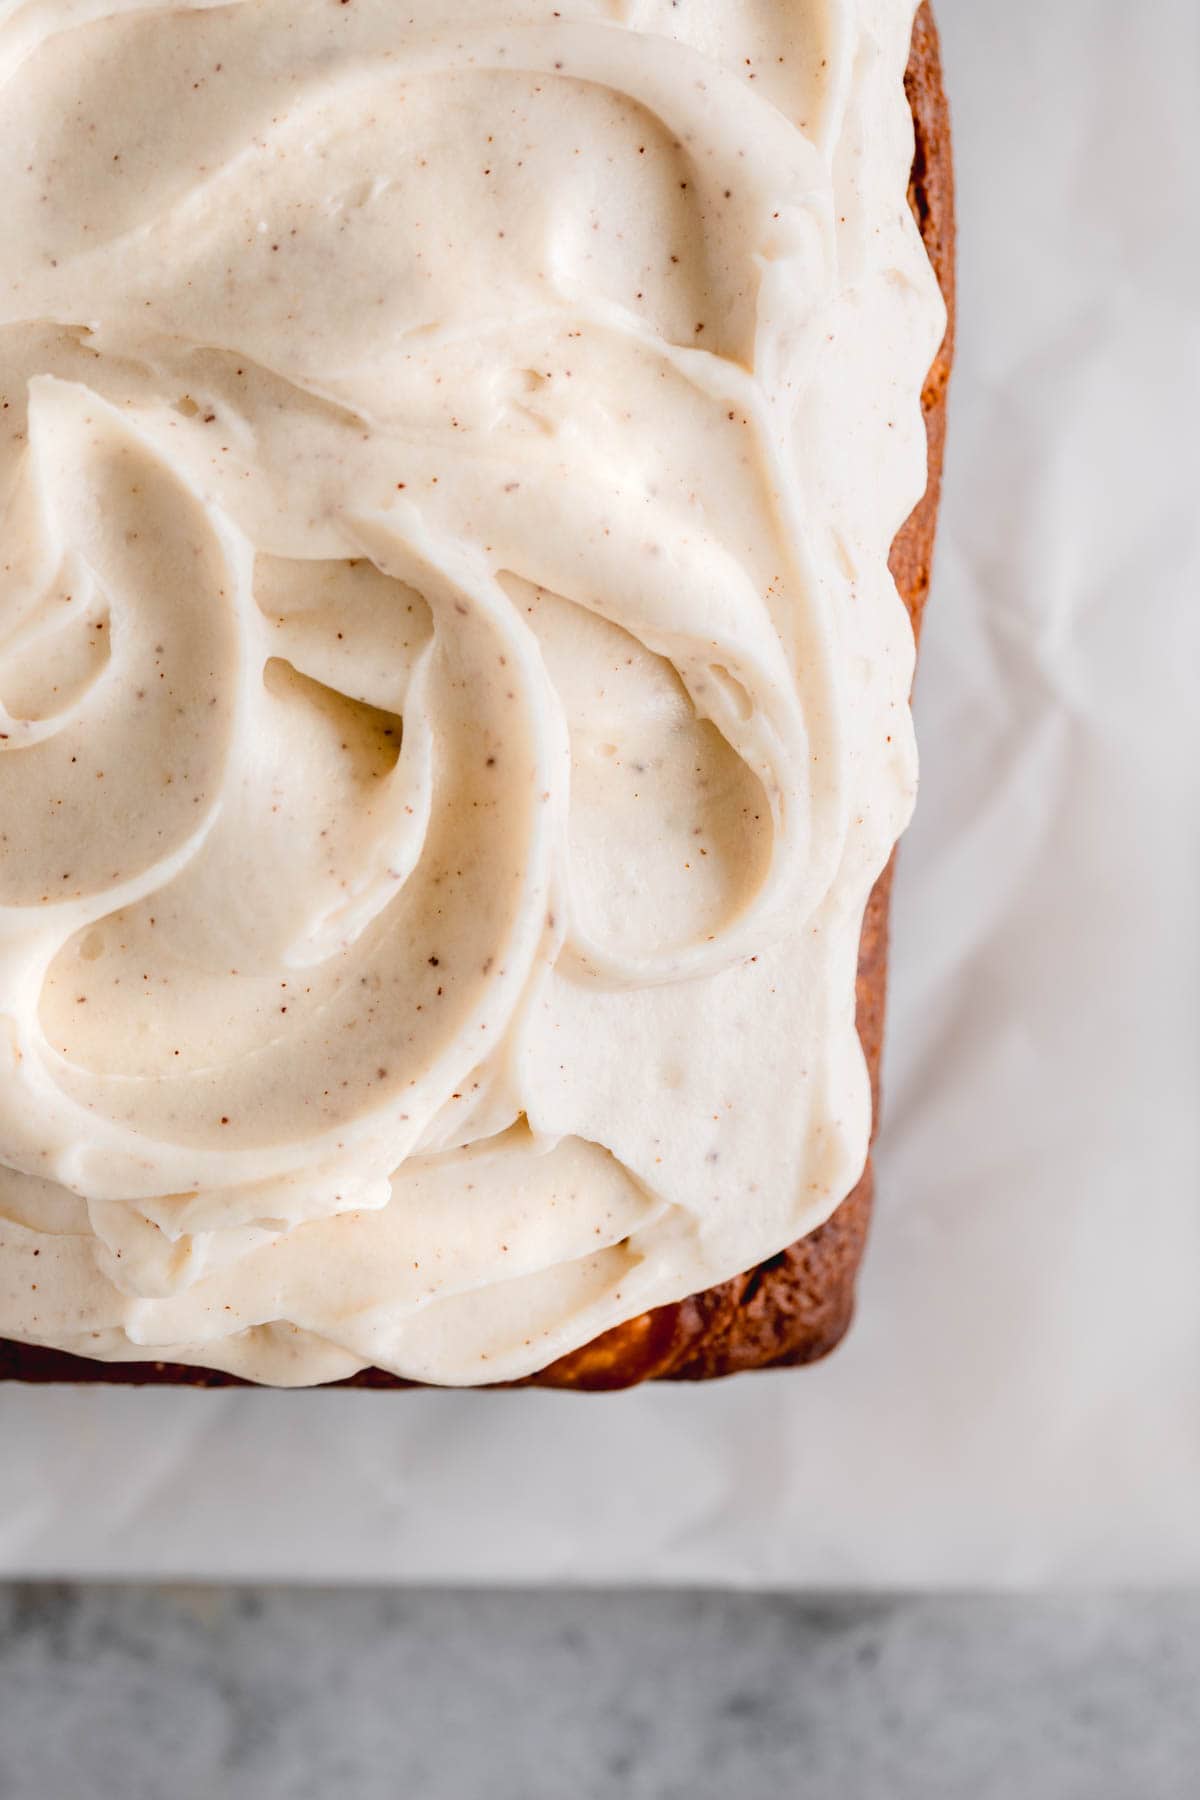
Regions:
[[2, 0, 1197, 1585]]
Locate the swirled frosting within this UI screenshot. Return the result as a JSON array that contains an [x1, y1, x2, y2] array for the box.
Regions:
[[0, 0, 943, 1384]]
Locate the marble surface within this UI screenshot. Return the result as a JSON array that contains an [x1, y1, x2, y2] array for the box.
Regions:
[[0, 1587, 1196, 1799]]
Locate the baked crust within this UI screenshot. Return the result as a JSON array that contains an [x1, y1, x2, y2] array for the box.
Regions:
[[0, 4, 954, 1391]]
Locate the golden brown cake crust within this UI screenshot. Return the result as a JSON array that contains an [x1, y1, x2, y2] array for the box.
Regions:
[[0, 4, 954, 1392]]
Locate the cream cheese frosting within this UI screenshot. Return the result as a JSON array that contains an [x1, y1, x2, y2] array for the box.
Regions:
[[0, 0, 944, 1385]]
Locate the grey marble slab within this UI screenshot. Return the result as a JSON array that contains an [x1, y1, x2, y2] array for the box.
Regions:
[[0, 1587, 1197, 1799]]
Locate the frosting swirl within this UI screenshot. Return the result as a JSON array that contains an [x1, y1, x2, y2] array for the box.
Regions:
[[0, 0, 944, 1384]]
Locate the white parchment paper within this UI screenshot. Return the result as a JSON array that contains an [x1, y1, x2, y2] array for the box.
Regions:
[[2, 0, 1197, 1585]]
